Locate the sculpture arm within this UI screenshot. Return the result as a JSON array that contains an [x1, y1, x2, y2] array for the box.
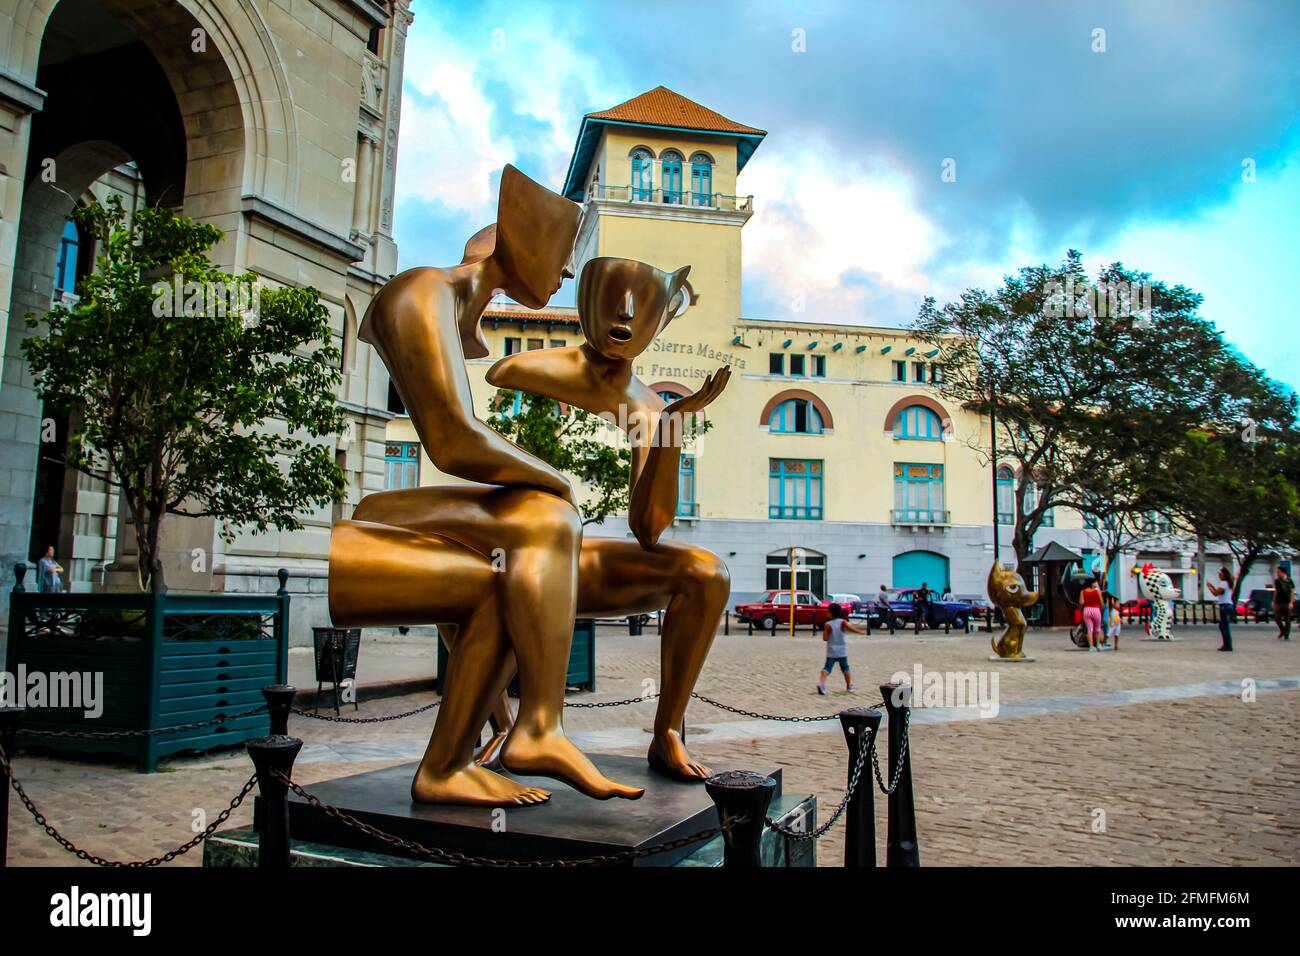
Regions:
[[627, 437, 684, 550], [626, 368, 730, 550], [361, 272, 574, 503]]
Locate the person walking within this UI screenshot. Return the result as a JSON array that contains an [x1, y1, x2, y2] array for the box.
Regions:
[[1207, 567, 1235, 651], [37, 545, 63, 594], [914, 582, 932, 632], [818, 603, 864, 695], [1080, 576, 1105, 651], [1274, 568, 1294, 640]]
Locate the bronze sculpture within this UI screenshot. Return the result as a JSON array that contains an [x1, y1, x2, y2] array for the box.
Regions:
[[329, 168, 731, 806], [332, 165, 641, 805], [987, 559, 1039, 659], [487, 256, 732, 781]]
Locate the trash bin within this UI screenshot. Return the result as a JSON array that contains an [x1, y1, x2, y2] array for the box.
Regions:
[[312, 626, 361, 715], [437, 619, 596, 694]]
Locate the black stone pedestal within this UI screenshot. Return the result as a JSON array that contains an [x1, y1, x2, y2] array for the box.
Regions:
[[271, 755, 785, 867]]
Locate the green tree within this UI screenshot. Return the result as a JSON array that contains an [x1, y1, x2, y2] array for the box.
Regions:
[[486, 389, 631, 525], [1160, 428, 1300, 602], [485, 389, 713, 526], [914, 250, 1294, 567], [22, 195, 346, 592]]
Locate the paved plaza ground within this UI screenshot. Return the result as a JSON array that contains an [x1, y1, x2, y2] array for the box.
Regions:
[[4, 622, 1298, 866]]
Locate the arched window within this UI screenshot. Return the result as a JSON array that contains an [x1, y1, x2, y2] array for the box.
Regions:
[[995, 466, 1014, 524], [892, 404, 943, 440], [658, 389, 684, 404], [770, 398, 823, 434], [661, 150, 683, 204], [690, 152, 713, 206], [631, 148, 654, 201]]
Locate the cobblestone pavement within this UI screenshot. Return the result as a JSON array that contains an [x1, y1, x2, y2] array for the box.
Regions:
[[3, 624, 1296, 866]]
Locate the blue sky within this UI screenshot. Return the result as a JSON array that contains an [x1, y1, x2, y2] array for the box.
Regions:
[[393, 0, 1300, 390]]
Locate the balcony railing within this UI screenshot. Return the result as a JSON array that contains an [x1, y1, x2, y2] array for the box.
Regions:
[[769, 504, 823, 520], [588, 184, 754, 212], [892, 508, 951, 525]]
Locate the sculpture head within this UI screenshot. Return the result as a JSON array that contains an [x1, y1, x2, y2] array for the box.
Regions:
[[987, 560, 1039, 609], [576, 256, 692, 361], [464, 164, 581, 310], [1133, 563, 1180, 601]]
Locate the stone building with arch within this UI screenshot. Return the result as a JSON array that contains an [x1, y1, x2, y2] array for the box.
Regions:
[[0, 0, 411, 642]]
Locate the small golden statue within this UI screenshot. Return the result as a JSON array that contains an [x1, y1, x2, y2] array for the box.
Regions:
[[987, 560, 1038, 659], [328, 167, 730, 806]]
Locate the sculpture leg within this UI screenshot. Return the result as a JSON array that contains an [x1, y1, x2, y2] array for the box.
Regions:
[[413, 606, 551, 806], [328, 519, 547, 805], [353, 487, 643, 800], [578, 539, 729, 781], [437, 625, 511, 768]]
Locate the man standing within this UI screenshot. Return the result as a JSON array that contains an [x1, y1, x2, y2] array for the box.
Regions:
[[37, 545, 63, 593], [1274, 568, 1294, 640], [914, 582, 932, 632]]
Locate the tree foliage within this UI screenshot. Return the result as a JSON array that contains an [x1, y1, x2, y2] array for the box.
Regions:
[[22, 195, 346, 591], [486, 389, 631, 525], [914, 250, 1297, 568]]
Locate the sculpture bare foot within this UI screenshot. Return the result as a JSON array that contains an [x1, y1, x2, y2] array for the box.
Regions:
[[500, 729, 644, 800], [648, 730, 711, 781], [411, 762, 551, 806], [473, 730, 509, 769]]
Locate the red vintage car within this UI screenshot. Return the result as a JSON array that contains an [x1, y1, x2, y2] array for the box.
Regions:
[[734, 590, 833, 631]]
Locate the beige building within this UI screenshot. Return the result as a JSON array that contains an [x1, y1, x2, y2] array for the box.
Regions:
[[0, 0, 412, 642]]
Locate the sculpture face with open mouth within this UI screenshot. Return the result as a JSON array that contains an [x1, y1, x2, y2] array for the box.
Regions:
[[577, 256, 691, 361]]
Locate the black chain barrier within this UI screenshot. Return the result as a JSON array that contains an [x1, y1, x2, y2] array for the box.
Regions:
[[1, 682, 912, 866], [269, 767, 742, 867], [1, 743, 257, 867], [870, 706, 910, 795], [766, 726, 871, 840], [290, 700, 441, 723], [689, 691, 851, 722], [764, 707, 909, 841], [17, 705, 269, 739]]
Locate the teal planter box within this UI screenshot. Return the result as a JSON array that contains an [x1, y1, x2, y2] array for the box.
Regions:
[[5, 567, 290, 772], [436, 618, 595, 693]]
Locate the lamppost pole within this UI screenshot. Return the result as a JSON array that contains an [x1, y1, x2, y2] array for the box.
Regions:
[[990, 384, 1000, 560]]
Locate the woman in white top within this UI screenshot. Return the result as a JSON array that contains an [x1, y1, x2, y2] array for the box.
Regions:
[[1207, 568, 1235, 652]]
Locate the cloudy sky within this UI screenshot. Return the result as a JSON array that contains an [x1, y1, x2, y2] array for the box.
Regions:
[[393, 0, 1300, 390]]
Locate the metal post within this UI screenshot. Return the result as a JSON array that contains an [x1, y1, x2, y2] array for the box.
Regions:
[[990, 388, 1000, 560], [247, 735, 303, 868], [879, 682, 919, 867], [724, 612, 729, 636], [261, 685, 297, 737], [0, 707, 23, 868], [840, 706, 882, 867], [704, 770, 776, 867]]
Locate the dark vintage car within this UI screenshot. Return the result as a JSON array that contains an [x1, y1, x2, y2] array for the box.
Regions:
[[884, 589, 974, 630]]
